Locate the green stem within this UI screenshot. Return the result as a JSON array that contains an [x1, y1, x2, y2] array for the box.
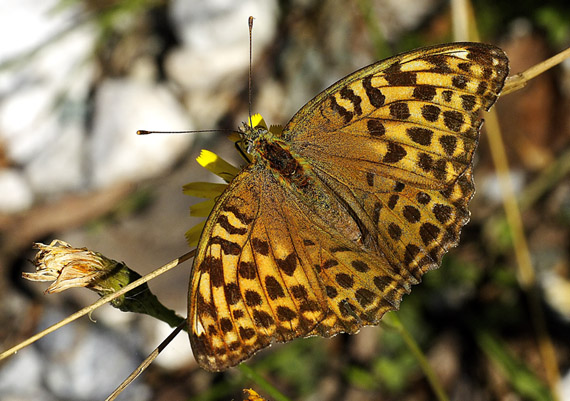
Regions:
[[238, 364, 292, 401], [99, 264, 186, 329], [355, 0, 389, 58], [385, 314, 449, 401]]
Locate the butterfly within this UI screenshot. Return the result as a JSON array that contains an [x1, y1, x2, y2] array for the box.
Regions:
[[188, 42, 509, 371]]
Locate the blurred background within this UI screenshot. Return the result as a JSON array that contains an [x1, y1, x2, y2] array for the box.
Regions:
[[0, 0, 569, 400]]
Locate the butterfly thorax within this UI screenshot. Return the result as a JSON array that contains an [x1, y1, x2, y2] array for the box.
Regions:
[[241, 124, 312, 189]]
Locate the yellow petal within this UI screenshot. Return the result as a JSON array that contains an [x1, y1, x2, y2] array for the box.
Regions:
[[248, 113, 267, 129], [243, 388, 267, 401], [269, 124, 283, 135], [196, 150, 240, 183], [186, 221, 207, 247], [183, 182, 227, 198], [190, 198, 217, 217]]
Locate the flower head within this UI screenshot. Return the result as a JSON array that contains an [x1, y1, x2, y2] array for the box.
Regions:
[[24, 240, 125, 294]]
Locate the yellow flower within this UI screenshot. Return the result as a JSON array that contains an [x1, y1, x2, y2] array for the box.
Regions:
[[243, 388, 267, 401], [183, 114, 281, 248]]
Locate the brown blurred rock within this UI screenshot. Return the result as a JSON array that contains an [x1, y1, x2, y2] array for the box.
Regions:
[[494, 33, 566, 171]]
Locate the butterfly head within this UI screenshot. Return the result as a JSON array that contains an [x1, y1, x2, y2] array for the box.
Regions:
[[239, 121, 268, 154]]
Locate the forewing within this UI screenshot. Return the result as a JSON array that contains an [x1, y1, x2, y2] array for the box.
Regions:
[[281, 43, 508, 292], [189, 166, 411, 371], [284, 42, 508, 189]]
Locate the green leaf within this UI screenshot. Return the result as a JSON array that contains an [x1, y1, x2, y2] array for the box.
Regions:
[[476, 331, 553, 401]]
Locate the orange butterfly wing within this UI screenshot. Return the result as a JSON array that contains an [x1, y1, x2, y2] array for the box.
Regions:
[[189, 166, 411, 371], [188, 43, 509, 371]]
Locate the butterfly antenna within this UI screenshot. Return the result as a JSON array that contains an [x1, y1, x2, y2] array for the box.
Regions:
[[137, 129, 237, 135], [248, 16, 254, 130]]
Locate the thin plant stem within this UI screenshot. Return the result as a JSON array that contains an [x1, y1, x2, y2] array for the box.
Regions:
[[385, 314, 449, 401], [106, 320, 187, 401], [484, 110, 561, 400], [451, 0, 469, 41], [355, 0, 389, 57], [238, 364, 293, 401], [519, 146, 570, 212], [503, 47, 570, 96], [462, 4, 562, 398], [0, 250, 194, 361]]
